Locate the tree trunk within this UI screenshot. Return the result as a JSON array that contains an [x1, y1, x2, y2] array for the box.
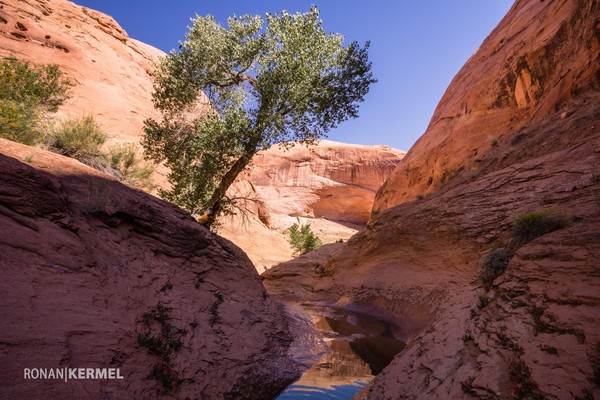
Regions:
[[203, 150, 256, 230]]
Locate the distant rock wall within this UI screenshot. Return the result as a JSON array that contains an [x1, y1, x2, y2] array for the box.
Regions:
[[243, 140, 405, 227], [220, 140, 405, 272]]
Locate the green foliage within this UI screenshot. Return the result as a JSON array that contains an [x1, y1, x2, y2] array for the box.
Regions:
[[289, 222, 323, 255], [149, 361, 180, 392], [0, 56, 72, 144], [138, 303, 185, 392], [513, 209, 569, 246], [107, 143, 155, 190], [143, 6, 375, 227], [478, 247, 512, 289], [47, 114, 107, 160], [46, 116, 156, 191]]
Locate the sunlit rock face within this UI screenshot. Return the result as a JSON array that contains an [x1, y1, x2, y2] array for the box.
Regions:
[[265, 0, 600, 399], [220, 140, 405, 272], [374, 0, 600, 211], [0, 0, 166, 143], [0, 139, 303, 399]]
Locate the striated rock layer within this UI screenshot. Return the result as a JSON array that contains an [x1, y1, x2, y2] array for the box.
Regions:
[[220, 140, 405, 272], [0, 139, 305, 399], [0, 0, 162, 143], [264, 0, 600, 399], [374, 0, 600, 211]]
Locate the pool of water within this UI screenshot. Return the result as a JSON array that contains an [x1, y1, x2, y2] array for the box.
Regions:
[[275, 304, 406, 400]]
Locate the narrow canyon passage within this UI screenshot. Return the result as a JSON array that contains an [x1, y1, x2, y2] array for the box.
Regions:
[[275, 303, 407, 400]]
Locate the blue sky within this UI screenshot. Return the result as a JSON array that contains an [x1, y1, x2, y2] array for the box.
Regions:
[[75, 1, 513, 151]]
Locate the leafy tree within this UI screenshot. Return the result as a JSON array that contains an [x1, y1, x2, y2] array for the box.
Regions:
[[143, 6, 375, 229], [0, 56, 72, 144], [289, 222, 323, 255]]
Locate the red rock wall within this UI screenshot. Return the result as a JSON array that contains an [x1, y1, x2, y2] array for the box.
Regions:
[[374, 0, 600, 211], [0, 139, 302, 399], [0, 0, 162, 143]]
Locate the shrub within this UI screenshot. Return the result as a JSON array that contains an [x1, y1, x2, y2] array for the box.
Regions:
[[478, 247, 512, 289], [289, 222, 323, 255], [107, 143, 155, 190], [478, 294, 490, 309], [47, 114, 107, 160], [0, 56, 71, 144], [512, 209, 569, 247]]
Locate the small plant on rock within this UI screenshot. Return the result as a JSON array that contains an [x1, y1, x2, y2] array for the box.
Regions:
[[478, 247, 512, 289], [512, 209, 570, 247], [46, 114, 107, 161], [107, 143, 155, 190], [288, 222, 323, 255], [588, 341, 600, 386], [0, 56, 72, 145]]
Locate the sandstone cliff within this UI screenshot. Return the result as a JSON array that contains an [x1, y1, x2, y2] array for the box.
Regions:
[[264, 0, 600, 398], [0, 0, 162, 143], [0, 138, 307, 399], [220, 140, 405, 272], [374, 0, 600, 211]]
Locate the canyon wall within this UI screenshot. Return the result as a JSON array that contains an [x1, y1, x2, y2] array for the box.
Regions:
[[374, 0, 600, 211], [221, 141, 404, 271], [264, 0, 600, 398], [0, 139, 306, 399], [0, 0, 164, 143]]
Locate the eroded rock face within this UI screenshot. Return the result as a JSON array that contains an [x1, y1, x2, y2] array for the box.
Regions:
[[374, 0, 600, 211], [220, 140, 405, 272], [0, 0, 162, 143], [0, 139, 303, 399], [264, 0, 600, 398]]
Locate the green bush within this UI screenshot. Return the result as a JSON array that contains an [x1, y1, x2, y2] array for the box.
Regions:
[[108, 143, 155, 190], [478, 247, 512, 289], [512, 210, 569, 246], [0, 56, 72, 144], [0, 100, 40, 145], [289, 222, 323, 255], [47, 114, 107, 160]]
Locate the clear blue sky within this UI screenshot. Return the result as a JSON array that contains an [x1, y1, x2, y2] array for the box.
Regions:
[[75, 1, 513, 151]]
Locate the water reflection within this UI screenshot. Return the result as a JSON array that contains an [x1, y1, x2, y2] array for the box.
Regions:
[[276, 305, 406, 400]]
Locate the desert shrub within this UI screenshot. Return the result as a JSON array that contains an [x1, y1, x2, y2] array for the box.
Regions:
[[47, 114, 107, 161], [108, 143, 155, 190], [0, 56, 72, 144], [0, 100, 40, 145], [478, 247, 512, 289], [289, 222, 323, 255], [512, 209, 569, 247]]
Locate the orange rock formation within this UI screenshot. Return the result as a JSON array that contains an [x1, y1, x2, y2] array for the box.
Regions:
[[265, 0, 600, 398], [221, 140, 405, 271], [0, 0, 162, 143], [374, 0, 600, 212]]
